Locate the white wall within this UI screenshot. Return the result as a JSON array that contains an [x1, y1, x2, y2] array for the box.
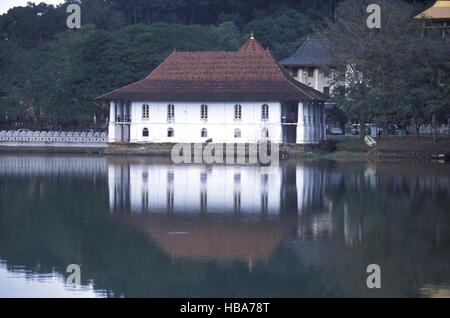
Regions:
[[124, 101, 283, 144], [287, 66, 333, 94], [108, 100, 327, 144]]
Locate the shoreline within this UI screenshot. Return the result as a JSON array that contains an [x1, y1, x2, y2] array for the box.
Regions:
[[0, 139, 449, 163]]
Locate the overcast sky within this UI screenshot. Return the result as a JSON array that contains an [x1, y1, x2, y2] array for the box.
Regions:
[[0, 0, 65, 15]]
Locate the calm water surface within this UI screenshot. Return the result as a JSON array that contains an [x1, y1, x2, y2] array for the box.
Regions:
[[0, 154, 449, 298]]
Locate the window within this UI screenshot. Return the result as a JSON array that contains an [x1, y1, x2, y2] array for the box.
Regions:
[[234, 104, 242, 121], [292, 67, 299, 77], [167, 104, 175, 122], [308, 67, 314, 77], [323, 87, 330, 96], [323, 69, 331, 77], [168, 128, 174, 137], [142, 128, 149, 137], [142, 104, 149, 120], [261, 104, 269, 121], [234, 128, 241, 138], [261, 128, 269, 139], [201, 104, 208, 121], [201, 128, 208, 138]]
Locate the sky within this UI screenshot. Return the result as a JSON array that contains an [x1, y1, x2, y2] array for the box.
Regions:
[[0, 0, 65, 15]]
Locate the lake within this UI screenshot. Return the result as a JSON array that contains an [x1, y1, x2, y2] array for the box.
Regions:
[[0, 154, 449, 298]]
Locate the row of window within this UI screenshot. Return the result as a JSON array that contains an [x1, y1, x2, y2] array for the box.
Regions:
[[141, 128, 270, 139], [141, 104, 270, 122]]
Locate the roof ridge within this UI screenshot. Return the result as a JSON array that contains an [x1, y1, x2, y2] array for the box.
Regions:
[[293, 39, 309, 57]]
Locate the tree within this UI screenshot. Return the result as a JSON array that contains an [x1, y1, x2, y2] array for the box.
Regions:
[[0, 3, 66, 48], [323, 0, 423, 139], [400, 37, 450, 141], [244, 6, 316, 59]]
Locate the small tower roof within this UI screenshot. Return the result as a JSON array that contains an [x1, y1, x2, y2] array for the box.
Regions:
[[238, 35, 266, 52], [279, 38, 335, 67], [415, 0, 450, 20]]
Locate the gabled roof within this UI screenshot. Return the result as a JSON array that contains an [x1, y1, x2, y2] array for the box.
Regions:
[[97, 37, 326, 102], [415, 1, 450, 20], [238, 35, 267, 52], [279, 38, 335, 67]]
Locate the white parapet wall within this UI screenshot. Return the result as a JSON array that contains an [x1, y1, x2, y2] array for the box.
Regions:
[[0, 130, 108, 148]]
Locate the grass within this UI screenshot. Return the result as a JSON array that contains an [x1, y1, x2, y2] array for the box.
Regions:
[[290, 137, 450, 162]]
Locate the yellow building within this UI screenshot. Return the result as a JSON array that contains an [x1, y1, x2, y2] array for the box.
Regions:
[[414, 0, 450, 38]]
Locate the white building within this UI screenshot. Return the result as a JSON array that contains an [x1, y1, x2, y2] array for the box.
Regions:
[[98, 36, 327, 144], [279, 38, 335, 96]]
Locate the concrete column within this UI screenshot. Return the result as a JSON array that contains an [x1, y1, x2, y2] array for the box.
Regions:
[[314, 69, 319, 90], [110, 100, 116, 122], [297, 102, 304, 143], [309, 103, 313, 142], [305, 103, 310, 142], [127, 100, 132, 122], [108, 100, 116, 143], [316, 103, 320, 142], [322, 104, 327, 141], [315, 103, 319, 142], [314, 103, 318, 143]]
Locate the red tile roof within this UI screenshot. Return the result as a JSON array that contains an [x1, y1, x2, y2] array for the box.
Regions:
[[97, 37, 326, 102], [238, 36, 267, 52]]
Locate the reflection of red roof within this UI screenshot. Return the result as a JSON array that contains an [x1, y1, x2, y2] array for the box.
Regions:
[[97, 37, 326, 102], [117, 214, 291, 262]]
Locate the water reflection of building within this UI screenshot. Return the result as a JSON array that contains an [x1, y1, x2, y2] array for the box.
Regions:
[[109, 163, 283, 215], [1, 154, 449, 297], [107, 160, 334, 263], [108, 161, 290, 263], [117, 214, 286, 263], [0, 155, 107, 177], [296, 165, 333, 240]]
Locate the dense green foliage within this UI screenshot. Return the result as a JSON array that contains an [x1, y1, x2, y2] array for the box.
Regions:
[[324, 0, 449, 138], [0, 0, 443, 130]]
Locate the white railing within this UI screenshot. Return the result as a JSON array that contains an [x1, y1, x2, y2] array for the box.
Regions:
[[0, 130, 107, 145]]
